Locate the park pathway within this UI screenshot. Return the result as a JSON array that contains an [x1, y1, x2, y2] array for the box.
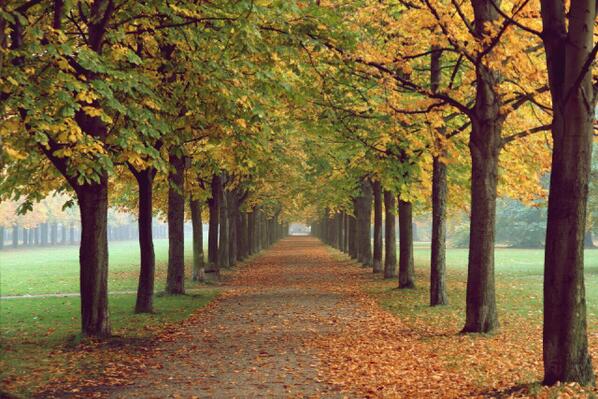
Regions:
[[107, 236, 364, 399]]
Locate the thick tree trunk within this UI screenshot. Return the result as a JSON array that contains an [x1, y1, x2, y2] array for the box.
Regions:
[[431, 156, 449, 305], [166, 150, 185, 295], [372, 181, 383, 273], [190, 198, 205, 281], [462, 119, 500, 332], [384, 191, 397, 278], [357, 179, 373, 266], [541, 0, 595, 385], [462, 0, 502, 334], [78, 183, 111, 337], [133, 168, 156, 313], [398, 198, 415, 288], [207, 174, 220, 271]]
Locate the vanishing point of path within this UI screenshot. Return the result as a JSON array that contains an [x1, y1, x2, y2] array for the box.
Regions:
[[107, 236, 364, 398]]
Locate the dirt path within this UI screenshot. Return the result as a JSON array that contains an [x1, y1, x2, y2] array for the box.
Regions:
[[106, 236, 363, 399]]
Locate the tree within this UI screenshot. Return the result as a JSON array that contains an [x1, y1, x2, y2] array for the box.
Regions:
[[540, 0, 596, 385]]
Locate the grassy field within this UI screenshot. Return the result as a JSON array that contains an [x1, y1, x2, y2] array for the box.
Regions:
[[0, 239, 216, 397], [366, 245, 598, 395], [0, 238, 199, 296]]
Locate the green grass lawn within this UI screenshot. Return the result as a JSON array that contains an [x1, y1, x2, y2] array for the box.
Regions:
[[0, 239, 216, 397], [0, 238, 201, 296]]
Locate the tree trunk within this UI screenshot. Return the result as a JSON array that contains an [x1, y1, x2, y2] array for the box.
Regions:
[[431, 156, 449, 305], [12, 225, 18, 247], [228, 191, 238, 266], [384, 191, 397, 278], [398, 198, 415, 288], [78, 183, 111, 337], [70, 223, 75, 245], [348, 211, 357, 259], [218, 177, 230, 268], [133, 168, 156, 313], [166, 150, 185, 295], [372, 181, 383, 273], [190, 197, 205, 281], [50, 223, 58, 245], [248, 210, 256, 255], [357, 179, 373, 266], [541, 0, 595, 385], [61, 223, 67, 245], [584, 231, 595, 249], [240, 212, 249, 259], [207, 174, 220, 271], [0, 226, 4, 250], [41, 223, 48, 246], [462, 0, 502, 334]]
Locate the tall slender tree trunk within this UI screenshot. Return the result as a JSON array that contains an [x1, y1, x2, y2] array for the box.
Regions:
[[190, 198, 205, 281], [50, 223, 58, 245], [78, 183, 111, 337], [12, 225, 18, 247], [431, 156, 449, 305], [228, 191, 238, 266], [133, 168, 156, 313], [372, 180, 383, 273], [0, 226, 4, 250], [218, 177, 230, 268], [398, 198, 415, 288], [357, 179, 373, 266], [348, 210, 357, 259], [248, 210, 256, 255], [541, 0, 595, 385], [584, 231, 595, 249], [240, 212, 249, 259], [41, 223, 48, 246], [166, 150, 185, 294], [207, 174, 220, 271], [384, 191, 397, 278], [462, 0, 503, 334], [61, 223, 67, 245]]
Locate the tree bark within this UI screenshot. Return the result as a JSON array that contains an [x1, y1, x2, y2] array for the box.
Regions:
[[190, 197, 205, 281], [0, 226, 4, 250], [248, 210, 256, 255], [398, 198, 415, 288], [462, 0, 502, 334], [372, 180, 383, 273], [166, 150, 185, 294], [384, 191, 397, 278], [541, 0, 595, 385], [240, 212, 249, 259], [218, 176, 230, 268], [348, 210, 357, 259], [357, 179, 373, 266], [78, 183, 111, 337], [207, 174, 220, 271], [133, 168, 156, 313], [431, 156, 449, 305], [228, 191, 238, 266]]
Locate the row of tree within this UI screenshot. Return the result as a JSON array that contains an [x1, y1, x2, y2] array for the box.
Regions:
[[0, 0, 595, 388]]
